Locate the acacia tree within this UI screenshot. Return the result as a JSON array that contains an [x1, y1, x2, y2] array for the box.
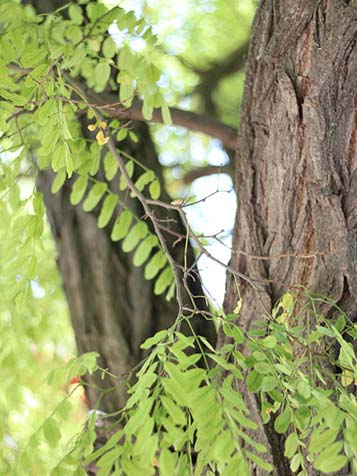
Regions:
[[1, 1, 357, 476], [223, 3, 357, 474]]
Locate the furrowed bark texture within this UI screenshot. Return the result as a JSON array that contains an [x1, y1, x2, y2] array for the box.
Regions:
[[222, 2, 357, 475]]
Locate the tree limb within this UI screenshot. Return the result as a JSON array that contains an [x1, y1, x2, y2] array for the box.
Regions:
[[190, 41, 250, 115], [197, 41, 250, 88], [79, 87, 238, 150], [181, 164, 233, 184]]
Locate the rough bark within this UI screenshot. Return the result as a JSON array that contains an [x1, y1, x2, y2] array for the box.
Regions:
[[223, 2, 357, 475]]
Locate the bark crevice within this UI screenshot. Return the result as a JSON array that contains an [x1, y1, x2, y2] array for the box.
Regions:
[[223, 2, 357, 474]]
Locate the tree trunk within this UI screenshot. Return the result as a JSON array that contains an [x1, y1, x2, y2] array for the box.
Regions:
[[223, 2, 357, 475]]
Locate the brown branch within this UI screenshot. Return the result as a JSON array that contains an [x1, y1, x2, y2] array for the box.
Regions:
[[8, 65, 238, 150], [197, 41, 250, 88], [83, 89, 238, 150], [181, 164, 233, 184], [188, 41, 250, 115], [8, 62, 238, 150]]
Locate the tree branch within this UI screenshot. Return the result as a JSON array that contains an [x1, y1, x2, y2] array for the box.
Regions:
[[8, 65, 238, 150], [181, 164, 233, 184], [188, 41, 250, 115], [197, 41, 250, 89], [81, 88, 238, 150]]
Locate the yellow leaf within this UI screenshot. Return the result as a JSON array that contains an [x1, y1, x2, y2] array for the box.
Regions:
[[100, 121, 107, 128], [151, 456, 158, 467], [96, 130, 109, 145], [341, 369, 354, 387], [87, 123, 97, 131], [281, 292, 294, 312], [277, 312, 288, 324], [233, 299, 242, 315], [171, 199, 184, 206]]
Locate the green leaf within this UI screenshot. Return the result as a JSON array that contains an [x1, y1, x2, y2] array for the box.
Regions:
[[89, 143, 101, 175], [162, 377, 188, 407], [284, 432, 299, 458], [141, 330, 168, 349], [83, 183, 107, 212], [51, 169, 67, 194], [51, 143, 67, 172], [313, 442, 347, 473], [70, 175, 88, 205], [246, 370, 263, 393], [149, 180, 161, 200], [290, 453, 302, 472], [28, 215, 44, 238], [102, 37, 117, 58], [255, 362, 272, 374], [129, 131, 138, 143], [21, 48, 48, 68], [144, 250, 167, 280], [261, 375, 277, 392], [133, 234, 158, 267], [104, 152, 118, 181], [309, 428, 339, 454], [135, 170, 155, 192], [86, 2, 106, 21], [222, 323, 244, 343], [160, 396, 186, 426], [230, 407, 257, 430], [159, 448, 176, 476], [111, 210, 133, 241], [69, 4, 83, 25], [33, 192, 45, 217], [334, 315, 346, 332], [56, 400, 72, 420], [142, 99, 153, 121], [0, 89, 28, 106], [98, 194, 118, 229], [65, 147, 74, 178], [119, 81, 134, 108], [245, 450, 273, 472], [36, 96, 53, 121], [42, 122, 61, 154], [122, 221, 148, 252], [95, 63, 111, 86], [77, 352, 99, 375], [43, 418, 61, 448], [119, 160, 134, 191], [274, 406, 291, 434], [117, 128, 128, 141], [297, 381, 311, 399], [118, 46, 135, 70], [261, 335, 277, 348], [154, 266, 174, 295], [27, 256, 37, 279], [161, 102, 172, 125]]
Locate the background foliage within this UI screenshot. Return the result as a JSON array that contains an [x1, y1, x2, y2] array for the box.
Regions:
[[1, 1, 356, 475]]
